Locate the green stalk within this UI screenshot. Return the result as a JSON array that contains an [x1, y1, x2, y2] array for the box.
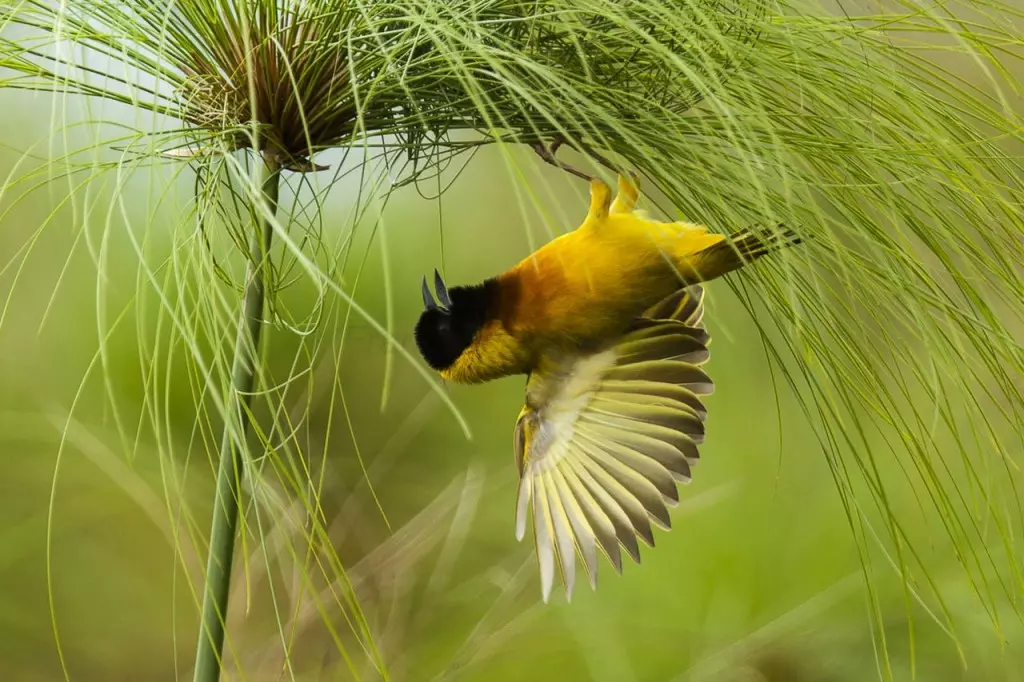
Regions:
[[193, 154, 281, 682]]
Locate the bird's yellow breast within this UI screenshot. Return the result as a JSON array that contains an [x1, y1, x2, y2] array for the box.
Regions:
[[441, 175, 725, 383]]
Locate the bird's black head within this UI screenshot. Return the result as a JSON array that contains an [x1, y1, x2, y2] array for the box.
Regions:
[[414, 270, 498, 372]]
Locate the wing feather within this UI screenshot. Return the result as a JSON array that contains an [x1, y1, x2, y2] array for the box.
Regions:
[[585, 401, 705, 441], [514, 285, 714, 600], [560, 465, 623, 574], [576, 454, 657, 546], [579, 419, 698, 474], [568, 457, 643, 563], [574, 428, 679, 503], [532, 476, 557, 601], [614, 333, 710, 366], [574, 431, 675, 519], [596, 384, 708, 420], [627, 321, 710, 348], [550, 467, 599, 587], [587, 403, 703, 465], [644, 284, 706, 325], [604, 360, 713, 393], [542, 472, 577, 600]]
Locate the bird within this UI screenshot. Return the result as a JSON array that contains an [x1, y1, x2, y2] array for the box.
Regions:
[[414, 173, 800, 602]]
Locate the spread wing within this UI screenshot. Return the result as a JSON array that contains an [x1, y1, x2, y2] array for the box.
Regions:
[[513, 285, 712, 602]]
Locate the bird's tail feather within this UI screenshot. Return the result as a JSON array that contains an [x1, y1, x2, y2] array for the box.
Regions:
[[686, 224, 801, 283]]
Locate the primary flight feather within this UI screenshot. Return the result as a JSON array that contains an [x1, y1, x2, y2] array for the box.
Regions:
[[414, 173, 800, 602]]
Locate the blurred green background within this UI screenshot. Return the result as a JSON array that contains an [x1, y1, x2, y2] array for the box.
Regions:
[[0, 86, 1021, 682]]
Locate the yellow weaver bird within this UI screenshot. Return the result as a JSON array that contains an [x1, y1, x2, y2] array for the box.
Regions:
[[415, 174, 800, 601]]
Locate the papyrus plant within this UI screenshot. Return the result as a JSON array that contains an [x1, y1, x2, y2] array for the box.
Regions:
[[0, 0, 1021, 680]]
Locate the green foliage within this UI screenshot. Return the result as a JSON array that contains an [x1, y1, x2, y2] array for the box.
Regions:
[[0, 0, 1021, 680]]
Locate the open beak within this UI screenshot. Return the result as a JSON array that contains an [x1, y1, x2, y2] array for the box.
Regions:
[[423, 270, 453, 311], [433, 269, 453, 308], [421, 275, 438, 310]]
